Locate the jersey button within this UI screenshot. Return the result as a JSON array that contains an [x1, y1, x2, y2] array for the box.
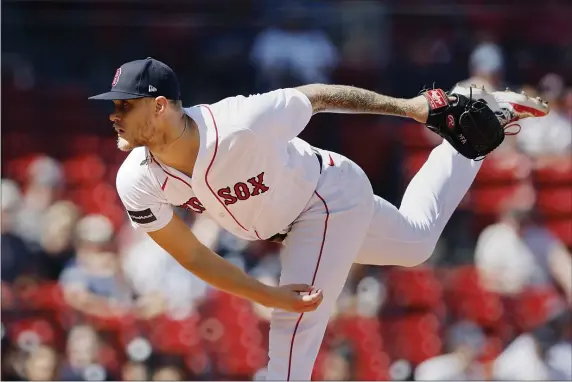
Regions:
[[219, 213, 225, 218]]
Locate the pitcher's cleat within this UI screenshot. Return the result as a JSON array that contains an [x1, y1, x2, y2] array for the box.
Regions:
[[448, 84, 549, 128], [491, 87, 549, 125]]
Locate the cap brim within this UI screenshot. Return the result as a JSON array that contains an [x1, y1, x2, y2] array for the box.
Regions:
[[88, 91, 146, 100]]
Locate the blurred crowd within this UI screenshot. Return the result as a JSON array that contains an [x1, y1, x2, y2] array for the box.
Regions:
[[2, 0, 572, 380]]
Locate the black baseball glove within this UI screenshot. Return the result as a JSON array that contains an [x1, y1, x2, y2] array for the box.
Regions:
[[420, 86, 505, 160]]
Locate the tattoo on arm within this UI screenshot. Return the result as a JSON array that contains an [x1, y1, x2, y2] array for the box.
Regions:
[[296, 84, 412, 117]]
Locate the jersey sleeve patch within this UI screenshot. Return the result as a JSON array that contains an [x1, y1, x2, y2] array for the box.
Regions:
[[127, 208, 157, 224]]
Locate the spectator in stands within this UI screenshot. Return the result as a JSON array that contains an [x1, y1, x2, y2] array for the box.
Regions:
[[59, 214, 133, 318], [122, 361, 149, 381], [459, 39, 505, 92], [2, 345, 26, 381], [1, 179, 40, 283], [59, 325, 107, 381], [24, 345, 58, 381], [329, 0, 391, 91], [492, 312, 572, 380], [475, 204, 572, 304], [515, 74, 572, 168], [150, 359, 187, 381], [249, 6, 338, 90], [414, 321, 487, 380], [119, 225, 208, 320], [15, 156, 65, 247], [320, 342, 355, 381], [37, 201, 81, 280]]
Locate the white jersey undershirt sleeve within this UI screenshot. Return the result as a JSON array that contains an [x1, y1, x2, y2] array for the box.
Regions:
[[116, 150, 173, 233], [230, 88, 313, 141]]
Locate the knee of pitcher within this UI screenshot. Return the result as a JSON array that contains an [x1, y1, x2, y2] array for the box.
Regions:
[[399, 243, 437, 268]]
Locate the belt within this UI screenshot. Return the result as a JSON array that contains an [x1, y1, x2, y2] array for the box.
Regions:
[[266, 148, 323, 243]]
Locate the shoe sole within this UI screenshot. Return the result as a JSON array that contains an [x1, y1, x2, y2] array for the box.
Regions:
[[450, 84, 550, 118], [492, 89, 549, 117]]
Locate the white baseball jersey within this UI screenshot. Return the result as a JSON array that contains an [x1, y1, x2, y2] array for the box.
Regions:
[[116, 88, 322, 240], [114, 84, 492, 380]]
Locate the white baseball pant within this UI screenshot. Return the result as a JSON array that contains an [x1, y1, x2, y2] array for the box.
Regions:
[[265, 140, 483, 380]]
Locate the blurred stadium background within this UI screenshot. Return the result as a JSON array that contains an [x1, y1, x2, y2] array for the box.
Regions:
[[2, 0, 571, 380]]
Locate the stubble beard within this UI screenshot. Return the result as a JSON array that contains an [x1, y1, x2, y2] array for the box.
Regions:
[[117, 136, 135, 152], [117, 119, 155, 152]]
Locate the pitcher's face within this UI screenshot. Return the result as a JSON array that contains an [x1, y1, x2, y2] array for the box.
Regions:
[[109, 99, 157, 151]]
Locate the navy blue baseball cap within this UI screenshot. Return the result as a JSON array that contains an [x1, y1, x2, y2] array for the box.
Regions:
[[89, 57, 181, 101]]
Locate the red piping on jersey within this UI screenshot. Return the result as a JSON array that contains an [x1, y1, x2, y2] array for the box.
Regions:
[[287, 190, 329, 381], [255, 230, 263, 240], [149, 152, 193, 190], [201, 105, 248, 232], [156, 162, 193, 189]]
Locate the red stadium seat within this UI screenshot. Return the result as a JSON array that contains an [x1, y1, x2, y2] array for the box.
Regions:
[[404, 149, 432, 180], [216, 321, 264, 351], [207, 293, 267, 377], [204, 290, 261, 329], [148, 313, 202, 355], [337, 121, 394, 183], [98, 137, 130, 165], [475, 157, 526, 185], [533, 160, 572, 185], [508, 286, 565, 332], [60, 135, 102, 156], [98, 343, 123, 376], [311, 346, 390, 381], [386, 267, 442, 310], [443, 267, 505, 328], [537, 187, 572, 216], [106, 163, 122, 184], [215, 334, 267, 377], [456, 291, 504, 328], [332, 316, 384, 349], [381, 313, 442, 365], [479, 336, 504, 362], [401, 122, 436, 149], [86, 313, 137, 338], [470, 185, 520, 215], [311, 349, 328, 381], [317, 316, 387, 380], [12, 282, 77, 333], [185, 350, 211, 376], [17, 282, 67, 312], [63, 154, 106, 186], [199, 290, 266, 375], [356, 351, 390, 380], [5, 153, 44, 185], [8, 317, 57, 345], [68, 182, 119, 214]]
